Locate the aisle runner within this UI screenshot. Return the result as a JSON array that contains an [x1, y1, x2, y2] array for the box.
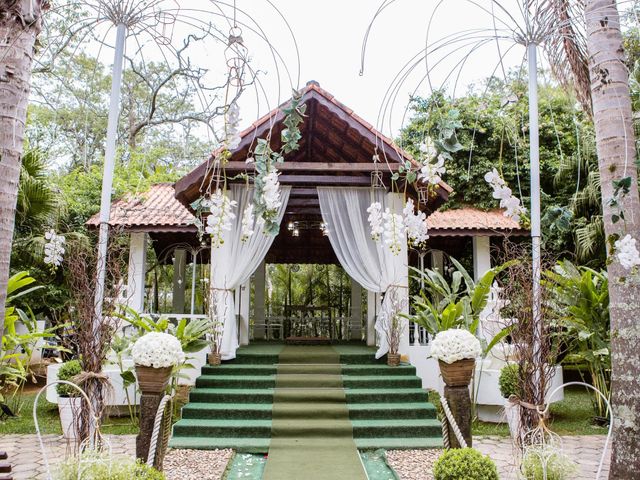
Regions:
[[262, 345, 368, 480]]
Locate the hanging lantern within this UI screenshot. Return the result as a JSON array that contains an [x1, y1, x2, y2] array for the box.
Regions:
[[417, 184, 430, 205], [154, 11, 177, 45]]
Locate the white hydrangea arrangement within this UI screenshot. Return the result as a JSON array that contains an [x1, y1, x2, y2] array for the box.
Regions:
[[615, 234, 640, 270], [484, 168, 526, 221], [430, 329, 482, 364], [367, 198, 429, 254], [44, 229, 65, 268], [131, 332, 185, 369]]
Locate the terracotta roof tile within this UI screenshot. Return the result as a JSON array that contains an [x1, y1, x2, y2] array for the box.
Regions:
[[86, 183, 195, 231], [427, 207, 525, 233]]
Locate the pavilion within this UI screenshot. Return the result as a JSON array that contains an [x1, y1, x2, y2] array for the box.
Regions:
[[88, 81, 527, 358]]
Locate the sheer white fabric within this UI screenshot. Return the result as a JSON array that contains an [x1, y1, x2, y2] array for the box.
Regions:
[[317, 187, 407, 358], [211, 184, 291, 360]]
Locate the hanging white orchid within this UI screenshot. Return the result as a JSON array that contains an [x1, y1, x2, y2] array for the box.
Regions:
[[367, 202, 384, 241], [241, 203, 255, 242], [262, 170, 282, 211], [403, 198, 429, 247], [44, 229, 65, 268], [615, 234, 640, 270], [484, 168, 526, 221], [224, 101, 241, 150], [206, 189, 237, 248], [419, 154, 446, 185], [382, 209, 406, 255]]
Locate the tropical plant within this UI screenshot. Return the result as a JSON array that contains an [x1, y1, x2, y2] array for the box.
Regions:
[[56, 360, 82, 398], [433, 447, 498, 480], [498, 363, 521, 399], [15, 150, 59, 232], [406, 257, 512, 353], [545, 259, 610, 419]]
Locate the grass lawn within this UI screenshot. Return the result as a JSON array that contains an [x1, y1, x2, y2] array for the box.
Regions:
[[430, 385, 609, 437], [0, 389, 138, 436]]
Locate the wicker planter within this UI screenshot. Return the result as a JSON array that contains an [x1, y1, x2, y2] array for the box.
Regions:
[[135, 365, 172, 395], [387, 353, 401, 367], [208, 352, 222, 366], [438, 358, 476, 387]]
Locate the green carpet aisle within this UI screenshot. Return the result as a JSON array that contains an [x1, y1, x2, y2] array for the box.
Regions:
[[262, 345, 367, 480], [170, 342, 443, 453]]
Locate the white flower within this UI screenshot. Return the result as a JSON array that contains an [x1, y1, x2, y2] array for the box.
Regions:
[[367, 202, 384, 241], [205, 189, 237, 248], [131, 332, 185, 369], [419, 154, 446, 185], [262, 170, 282, 211], [430, 329, 482, 364], [43, 229, 65, 267], [403, 198, 429, 247], [224, 101, 241, 150], [382, 208, 406, 255], [419, 139, 437, 158], [241, 204, 255, 242], [484, 169, 525, 222], [615, 234, 640, 270]]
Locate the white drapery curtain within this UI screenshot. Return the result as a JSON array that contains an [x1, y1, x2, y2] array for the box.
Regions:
[[211, 184, 291, 360], [317, 187, 407, 358]]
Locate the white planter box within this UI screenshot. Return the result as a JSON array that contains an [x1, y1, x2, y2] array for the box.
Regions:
[[58, 396, 82, 440]]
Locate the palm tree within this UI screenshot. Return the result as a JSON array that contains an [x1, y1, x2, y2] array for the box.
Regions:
[[583, 1, 640, 476], [15, 150, 59, 231], [0, 2, 48, 336]]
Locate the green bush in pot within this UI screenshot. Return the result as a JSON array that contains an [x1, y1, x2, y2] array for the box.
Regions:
[[56, 359, 82, 397]]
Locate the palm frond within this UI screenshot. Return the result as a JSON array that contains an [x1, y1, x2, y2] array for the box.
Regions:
[[575, 216, 605, 261]]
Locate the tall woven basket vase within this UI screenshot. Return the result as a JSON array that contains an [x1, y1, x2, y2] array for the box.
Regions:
[[135, 365, 173, 394], [438, 359, 476, 387]]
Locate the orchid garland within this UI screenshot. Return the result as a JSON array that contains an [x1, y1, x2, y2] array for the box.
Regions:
[[205, 189, 237, 248], [241, 203, 255, 243], [43, 229, 65, 269], [484, 168, 527, 221], [368, 198, 429, 253]]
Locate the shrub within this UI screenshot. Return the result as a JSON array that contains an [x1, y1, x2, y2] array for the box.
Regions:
[[433, 448, 499, 480], [521, 445, 577, 480], [499, 363, 521, 399], [56, 360, 82, 397], [57, 450, 165, 479]]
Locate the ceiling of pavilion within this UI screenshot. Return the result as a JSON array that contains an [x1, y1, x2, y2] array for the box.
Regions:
[[174, 81, 452, 264]]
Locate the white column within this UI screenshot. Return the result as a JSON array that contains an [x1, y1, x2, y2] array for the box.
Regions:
[[254, 261, 266, 339], [472, 236, 492, 281], [387, 192, 410, 356], [366, 291, 377, 346], [350, 279, 362, 340], [127, 232, 147, 312], [172, 248, 187, 314], [236, 281, 250, 345]]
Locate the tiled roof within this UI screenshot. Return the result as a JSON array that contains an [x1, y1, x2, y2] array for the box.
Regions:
[[427, 207, 527, 236], [86, 183, 195, 231]]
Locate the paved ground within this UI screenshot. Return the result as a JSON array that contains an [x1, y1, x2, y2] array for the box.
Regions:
[[0, 434, 610, 479]]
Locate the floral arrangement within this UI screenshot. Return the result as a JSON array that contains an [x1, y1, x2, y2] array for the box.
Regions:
[[367, 198, 429, 254], [614, 234, 640, 270], [44, 229, 66, 268], [430, 328, 481, 364], [131, 332, 185, 369], [240, 203, 255, 242], [418, 140, 447, 185], [204, 189, 238, 247], [484, 168, 526, 221]]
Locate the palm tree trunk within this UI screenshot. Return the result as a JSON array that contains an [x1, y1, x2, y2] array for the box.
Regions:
[[586, 1, 640, 475], [0, 2, 43, 337]]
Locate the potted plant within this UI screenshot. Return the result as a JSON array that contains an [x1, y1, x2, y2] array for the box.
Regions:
[[499, 363, 522, 438], [380, 287, 406, 367], [56, 359, 82, 440], [132, 332, 185, 395], [208, 318, 223, 366], [430, 329, 482, 387], [433, 447, 499, 480]]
